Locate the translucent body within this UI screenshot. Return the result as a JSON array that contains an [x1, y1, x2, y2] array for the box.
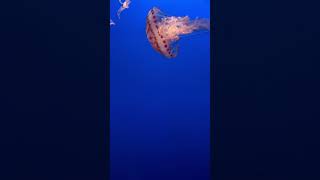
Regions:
[[146, 7, 210, 59], [158, 16, 210, 43], [117, 0, 131, 19]]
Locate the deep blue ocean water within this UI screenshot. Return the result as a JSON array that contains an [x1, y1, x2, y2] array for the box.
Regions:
[[110, 0, 210, 179]]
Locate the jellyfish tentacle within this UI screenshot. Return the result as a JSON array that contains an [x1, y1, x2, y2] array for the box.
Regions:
[[117, 8, 123, 19]]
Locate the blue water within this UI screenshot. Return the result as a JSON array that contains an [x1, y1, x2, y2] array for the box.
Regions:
[[110, 1, 210, 179]]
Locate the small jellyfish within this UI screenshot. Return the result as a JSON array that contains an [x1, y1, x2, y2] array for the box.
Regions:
[[110, 19, 115, 26], [117, 0, 131, 19], [146, 7, 210, 58]]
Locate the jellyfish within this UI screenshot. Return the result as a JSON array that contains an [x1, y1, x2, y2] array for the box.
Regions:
[[146, 7, 210, 58], [110, 19, 115, 26], [117, 0, 131, 19]]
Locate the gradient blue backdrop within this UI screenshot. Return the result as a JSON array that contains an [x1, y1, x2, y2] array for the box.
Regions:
[[110, 1, 210, 179]]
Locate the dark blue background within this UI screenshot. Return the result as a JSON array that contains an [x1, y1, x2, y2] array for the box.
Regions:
[[0, 0, 108, 179], [213, 0, 320, 179], [0, 0, 320, 179]]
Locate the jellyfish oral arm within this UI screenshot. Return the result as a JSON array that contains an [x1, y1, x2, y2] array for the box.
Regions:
[[146, 7, 210, 59], [117, 8, 124, 18], [158, 16, 210, 42]]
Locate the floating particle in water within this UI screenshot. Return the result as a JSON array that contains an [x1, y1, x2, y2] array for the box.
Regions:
[[146, 7, 210, 59], [117, 0, 131, 19], [110, 19, 115, 26]]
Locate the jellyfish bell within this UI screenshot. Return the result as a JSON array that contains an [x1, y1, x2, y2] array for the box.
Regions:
[[146, 7, 178, 59], [146, 7, 210, 59]]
